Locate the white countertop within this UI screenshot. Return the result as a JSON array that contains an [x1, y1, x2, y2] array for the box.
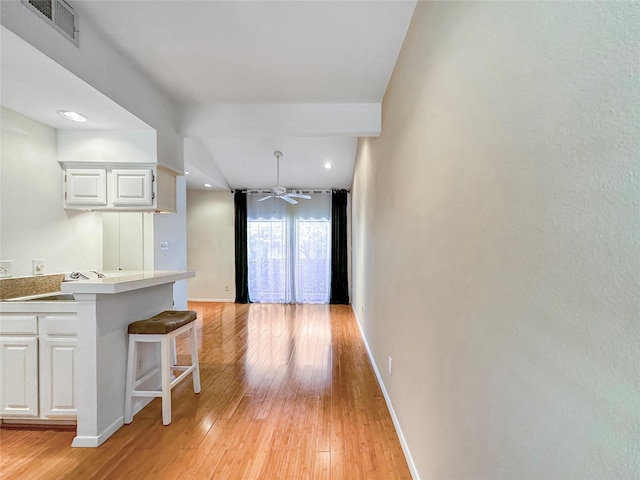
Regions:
[[1, 270, 194, 313], [60, 270, 195, 295]]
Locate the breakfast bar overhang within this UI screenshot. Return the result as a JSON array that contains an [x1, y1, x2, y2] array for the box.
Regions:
[[61, 270, 195, 447]]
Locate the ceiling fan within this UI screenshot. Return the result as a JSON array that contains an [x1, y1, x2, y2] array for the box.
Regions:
[[258, 151, 311, 204]]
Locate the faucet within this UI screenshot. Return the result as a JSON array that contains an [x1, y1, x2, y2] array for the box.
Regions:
[[70, 271, 89, 280], [91, 270, 106, 278]]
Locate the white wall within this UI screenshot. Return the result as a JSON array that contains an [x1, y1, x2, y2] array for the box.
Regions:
[[352, 3, 640, 480], [0, 107, 102, 277], [154, 176, 189, 308], [186, 190, 235, 301], [57, 130, 157, 164]]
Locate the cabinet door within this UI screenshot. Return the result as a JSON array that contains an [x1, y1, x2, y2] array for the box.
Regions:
[[39, 316, 78, 417], [111, 168, 154, 207], [0, 336, 38, 417], [65, 168, 107, 206]]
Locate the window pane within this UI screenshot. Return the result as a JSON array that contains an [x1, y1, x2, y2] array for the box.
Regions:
[[295, 220, 330, 303], [248, 220, 286, 303], [247, 193, 331, 304]]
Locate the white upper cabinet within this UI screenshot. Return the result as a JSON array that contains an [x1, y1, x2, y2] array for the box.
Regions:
[[62, 164, 176, 212], [111, 169, 154, 207], [65, 168, 108, 206]]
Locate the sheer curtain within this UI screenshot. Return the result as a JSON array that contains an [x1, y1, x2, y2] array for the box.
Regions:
[[247, 193, 331, 303]]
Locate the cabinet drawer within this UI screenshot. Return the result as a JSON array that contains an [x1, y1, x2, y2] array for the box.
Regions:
[[40, 315, 78, 337], [0, 315, 38, 335]]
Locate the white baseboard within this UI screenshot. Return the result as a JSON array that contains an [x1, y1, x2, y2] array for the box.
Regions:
[[351, 304, 421, 480], [188, 298, 235, 303], [72, 415, 123, 448], [72, 390, 155, 448]]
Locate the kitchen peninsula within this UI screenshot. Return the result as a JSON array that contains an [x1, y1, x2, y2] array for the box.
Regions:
[[0, 270, 194, 447]]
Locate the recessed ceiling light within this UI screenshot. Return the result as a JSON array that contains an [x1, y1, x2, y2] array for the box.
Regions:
[[203, 183, 212, 188], [57, 110, 88, 122], [185, 171, 190, 175], [324, 162, 333, 169]]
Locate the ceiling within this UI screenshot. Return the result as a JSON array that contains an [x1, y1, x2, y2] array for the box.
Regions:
[[2, 1, 416, 191], [0, 28, 150, 131]]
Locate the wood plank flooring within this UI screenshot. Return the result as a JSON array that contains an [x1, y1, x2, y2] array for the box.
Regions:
[[0, 303, 411, 479]]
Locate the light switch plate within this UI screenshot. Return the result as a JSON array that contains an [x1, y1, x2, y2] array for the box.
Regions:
[[0, 260, 12, 278]]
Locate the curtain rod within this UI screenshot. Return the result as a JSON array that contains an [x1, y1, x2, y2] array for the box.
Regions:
[[232, 188, 350, 194]]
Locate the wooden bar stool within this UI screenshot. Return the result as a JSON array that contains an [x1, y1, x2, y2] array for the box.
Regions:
[[124, 310, 201, 426]]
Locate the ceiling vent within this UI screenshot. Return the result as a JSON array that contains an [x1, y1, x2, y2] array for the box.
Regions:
[[22, 0, 79, 46]]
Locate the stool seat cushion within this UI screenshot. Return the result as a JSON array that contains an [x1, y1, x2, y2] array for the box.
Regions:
[[128, 310, 197, 335]]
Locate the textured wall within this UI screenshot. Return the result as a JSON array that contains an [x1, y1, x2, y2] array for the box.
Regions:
[[186, 190, 235, 301], [351, 2, 640, 479]]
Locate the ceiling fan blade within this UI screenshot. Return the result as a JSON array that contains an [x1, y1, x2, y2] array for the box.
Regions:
[[287, 193, 311, 200], [258, 195, 274, 202], [280, 195, 298, 204]]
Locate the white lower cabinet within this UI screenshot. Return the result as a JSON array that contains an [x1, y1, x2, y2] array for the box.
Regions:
[[39, 315, 79, 417], [0, 336, 38, 417], [0, 314, 78, 420]]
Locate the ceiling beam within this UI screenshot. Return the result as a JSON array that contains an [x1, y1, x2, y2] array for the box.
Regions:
[[181, 103, 381, 138]]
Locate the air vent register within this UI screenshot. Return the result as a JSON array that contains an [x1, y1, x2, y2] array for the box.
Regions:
[[22, 0, 78, 46]]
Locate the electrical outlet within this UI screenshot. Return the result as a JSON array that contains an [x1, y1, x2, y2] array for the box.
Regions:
[[32, 259, 45, 275], [224, 285, 230, 292], [388, 356, 393, 375], [0, 261, 12, 278]]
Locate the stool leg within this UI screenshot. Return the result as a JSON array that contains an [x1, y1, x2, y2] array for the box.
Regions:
[[189, 324, 201, 394], [161, 336, 172, 425], [124, 335, 136, 424], [171, 336, 177, 369]]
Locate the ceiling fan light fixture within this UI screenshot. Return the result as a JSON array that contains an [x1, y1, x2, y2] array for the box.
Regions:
[[57, 110, 88, 122], [324, 162, 333, 169], [257, 151, 310, 204]]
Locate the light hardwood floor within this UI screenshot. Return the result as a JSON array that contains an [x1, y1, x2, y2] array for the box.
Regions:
[[0, 302, 411, 479]]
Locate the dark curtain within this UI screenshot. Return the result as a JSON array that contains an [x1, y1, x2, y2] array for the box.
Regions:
[[234, 190, 251, 303], [330, 189, 350, 304]]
